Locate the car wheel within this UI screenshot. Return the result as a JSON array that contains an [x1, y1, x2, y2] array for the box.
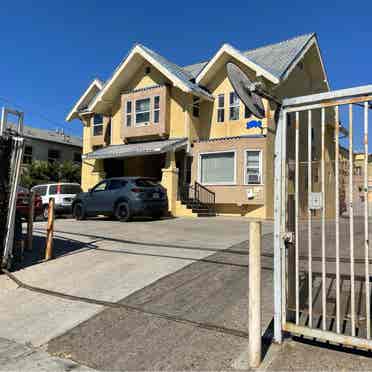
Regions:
[[73, 203, 86, 221], [42, 205, 49, 221], [115, 202, 131, 222]]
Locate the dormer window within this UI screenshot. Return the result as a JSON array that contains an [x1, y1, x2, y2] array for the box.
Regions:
[[93, 114, 104, 136], [135, 98, 151, 126]]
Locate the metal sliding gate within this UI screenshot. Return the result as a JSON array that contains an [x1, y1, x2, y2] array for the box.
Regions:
[[274, 85, 372, 350]]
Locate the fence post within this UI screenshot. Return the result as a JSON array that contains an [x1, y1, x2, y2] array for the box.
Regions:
[[249, 221, 262, 368], [45, 198, 55, 261], [26, 191, 35, 251]]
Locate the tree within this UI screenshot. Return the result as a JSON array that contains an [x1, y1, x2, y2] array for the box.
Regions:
[[21, 160, 81, 189]]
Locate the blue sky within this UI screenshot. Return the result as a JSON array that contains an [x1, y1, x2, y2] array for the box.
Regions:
[[0, 0, 371, 139]]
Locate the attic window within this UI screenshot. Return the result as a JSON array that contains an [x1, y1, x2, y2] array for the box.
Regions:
[[192, 97, 200, 117], [93, 114, 104, 136], [145, 67, 151, 74]]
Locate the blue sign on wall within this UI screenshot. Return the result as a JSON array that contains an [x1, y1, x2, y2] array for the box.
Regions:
[[246, 120, 263, 129]]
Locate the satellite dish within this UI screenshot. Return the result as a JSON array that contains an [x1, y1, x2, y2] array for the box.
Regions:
[[226, 62, 266, 119]]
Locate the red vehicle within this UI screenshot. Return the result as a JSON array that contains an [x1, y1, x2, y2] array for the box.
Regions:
[[16, 186, 43, 220]]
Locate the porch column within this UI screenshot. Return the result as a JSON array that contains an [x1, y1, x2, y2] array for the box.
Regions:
[[88, 159, 106, 189], [161, 150, 179, 216]]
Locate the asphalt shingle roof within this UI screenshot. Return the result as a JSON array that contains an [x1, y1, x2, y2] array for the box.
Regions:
[[182, 33, 315, 80], [139, 45, 213, 99]]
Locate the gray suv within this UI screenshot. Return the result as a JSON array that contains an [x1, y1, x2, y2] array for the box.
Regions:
[[72, 177, 168, 222]]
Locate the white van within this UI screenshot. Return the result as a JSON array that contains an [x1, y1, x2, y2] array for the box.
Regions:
[[31, 183, 82, 220]]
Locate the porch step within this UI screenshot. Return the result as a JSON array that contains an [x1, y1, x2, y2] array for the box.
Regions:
[[174, 201, 198, 217], [191, 207, 216, 217]]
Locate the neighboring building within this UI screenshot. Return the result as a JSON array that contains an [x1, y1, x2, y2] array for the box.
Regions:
[[346, 152, 372, 215], [14, 125, 83, 165], [67, 33, 334, 218]]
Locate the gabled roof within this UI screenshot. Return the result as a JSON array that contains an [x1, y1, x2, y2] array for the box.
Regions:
[[195, 43, 281, 85], [87, 44, 213, 114], [243, 33, 315, 80], [183, 33, 317, 81], [194, 33, 327, 86], [68, 33, 329, 122], [66, 79, 103, 122]]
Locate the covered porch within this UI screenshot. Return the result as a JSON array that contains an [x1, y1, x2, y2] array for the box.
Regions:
[[82, 138, 190, 215]]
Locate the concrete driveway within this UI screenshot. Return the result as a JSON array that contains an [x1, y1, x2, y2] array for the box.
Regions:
[[0, 217, 273, 349]]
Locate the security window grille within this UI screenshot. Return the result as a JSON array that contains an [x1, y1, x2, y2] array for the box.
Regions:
[[126, 101, 132, 127], [246, 150, 262, 184], [93, 114, 104, 136], [135, 98, 150, 126], [48, 149, 60, 163], [200, 152, 235, 184], [229, 92, 239, 120], [217, 94, 225, 122], [154, 96, 160, 124], [23, 145, 33, 164], [192, 97, 200, 117]]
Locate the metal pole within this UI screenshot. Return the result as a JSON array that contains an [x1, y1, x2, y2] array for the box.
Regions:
[[307, 109, 313, 328], [295, 111, 300, 324], [364, 101, 370, 339], [321, 107, 326, 330], [349, 104, 356, 336], [335, 106, 341, 334], [273, 108, 285, 343], [26, 191, 35, 251], [249, 221, 262, 368], [45, 198, 55, 261]]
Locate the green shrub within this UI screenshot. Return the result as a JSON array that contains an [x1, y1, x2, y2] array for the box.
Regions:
[[21, 160, 81, 189]]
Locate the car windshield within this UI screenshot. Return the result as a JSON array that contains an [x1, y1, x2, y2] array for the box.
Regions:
[[134, 179, 158, 187]]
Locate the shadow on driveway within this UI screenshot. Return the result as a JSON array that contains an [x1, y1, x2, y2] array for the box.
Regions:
[[11, 235, 99, 272]]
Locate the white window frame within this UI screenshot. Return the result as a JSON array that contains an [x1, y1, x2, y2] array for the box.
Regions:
[[198, 150, 237, 186], [126, 100, 132, 127], [135, 98, 151, 127], [244, 149, 263, 185], [92, 114, 104, 136], [217, 93, 225, 123], [229, 91, 240, 121]]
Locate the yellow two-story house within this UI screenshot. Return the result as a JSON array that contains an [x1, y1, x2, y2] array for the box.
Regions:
[[67, 33, 331, 219]]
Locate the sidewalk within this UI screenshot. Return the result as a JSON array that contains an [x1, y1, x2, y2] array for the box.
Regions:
[[261, 339, 372, 371], [0, 337, 97, 371]]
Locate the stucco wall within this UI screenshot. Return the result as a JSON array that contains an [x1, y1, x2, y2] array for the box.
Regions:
[[78, 42, 332, 216], [191, 137, 267, 217], [24, 137, 81, 163]]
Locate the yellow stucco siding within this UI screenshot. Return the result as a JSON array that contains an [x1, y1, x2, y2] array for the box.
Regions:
[[111, 100, 122, 145], [199, 64, 269, 140], [77, 41, 333, 218]]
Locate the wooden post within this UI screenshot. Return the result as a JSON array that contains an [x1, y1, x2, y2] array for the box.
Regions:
[[26, 191, 35, 251], [45, 198, 55, 261], [249, 221, 262, 368]]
